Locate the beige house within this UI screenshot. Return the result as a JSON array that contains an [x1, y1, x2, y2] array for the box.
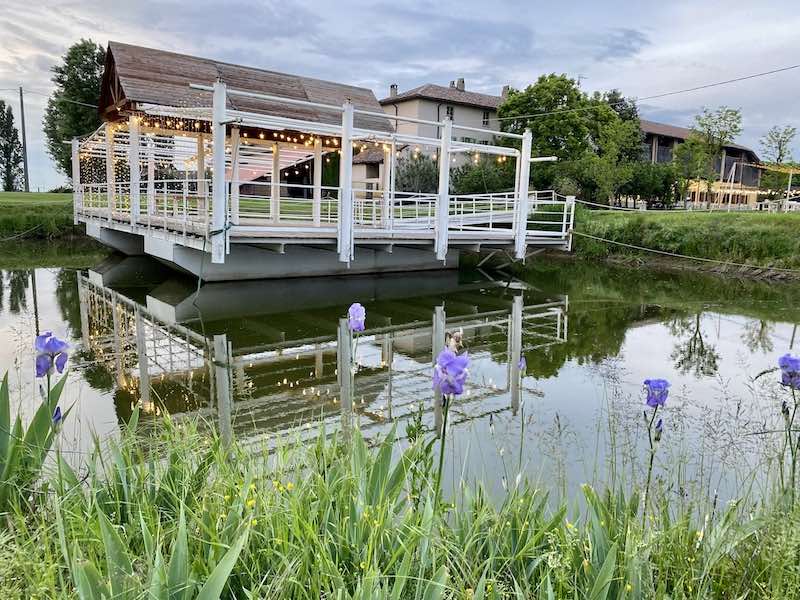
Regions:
[[353, 78, 507, 188]]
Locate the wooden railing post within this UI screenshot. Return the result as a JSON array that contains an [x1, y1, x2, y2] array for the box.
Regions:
[[514, 129, 533, 259]]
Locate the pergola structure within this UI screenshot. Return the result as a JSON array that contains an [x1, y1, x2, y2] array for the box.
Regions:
[[73, 43, 575, 280]]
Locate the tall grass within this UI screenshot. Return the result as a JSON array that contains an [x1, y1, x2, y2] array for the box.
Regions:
[[0, 193, 77, 238], [1, 404, 799, 598]]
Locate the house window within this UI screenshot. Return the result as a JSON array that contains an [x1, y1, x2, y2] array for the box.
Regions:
[[461, 137, 477, 144], [445, 105, 454, 119], [366, 164, 380, 179], [482, 111, 490, 126]]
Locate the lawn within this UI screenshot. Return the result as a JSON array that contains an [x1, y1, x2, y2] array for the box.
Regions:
[[573, 208, 800, 271], [0, 191, 77, 238]]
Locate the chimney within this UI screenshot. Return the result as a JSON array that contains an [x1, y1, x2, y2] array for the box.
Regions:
[[389, 83, 398, 97], [449, 80, 456, 88], [501, 85, 510, 100], [456, 78, 465, 91]]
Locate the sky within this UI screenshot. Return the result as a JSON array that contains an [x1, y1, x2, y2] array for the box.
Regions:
[[1, 0, 799, 191]]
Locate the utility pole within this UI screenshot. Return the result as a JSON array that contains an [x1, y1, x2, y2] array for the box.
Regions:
[[19, 86, 30, 192]]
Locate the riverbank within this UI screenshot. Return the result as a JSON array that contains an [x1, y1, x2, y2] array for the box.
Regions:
[[0, 192, 83, 239], [570, 209, 800, 280]]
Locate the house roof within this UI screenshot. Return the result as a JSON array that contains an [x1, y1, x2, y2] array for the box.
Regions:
[[353, 146, 386, 164], [640, 119, 757, 157], [99, 41, 393, 132], [380, 83, 501, 110]]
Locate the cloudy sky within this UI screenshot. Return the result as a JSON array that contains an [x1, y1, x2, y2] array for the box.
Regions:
[[1, 0, 799, 190]]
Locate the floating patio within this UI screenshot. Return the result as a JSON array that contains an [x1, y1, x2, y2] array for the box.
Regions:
[[73, 43, 575, 280]]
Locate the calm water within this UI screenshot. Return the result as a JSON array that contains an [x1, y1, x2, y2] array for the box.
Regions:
[[1, 254, 798, 503]]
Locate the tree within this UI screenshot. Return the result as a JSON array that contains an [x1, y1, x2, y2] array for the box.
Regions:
[[0, 101, 23, 191], [450, 157, 515, 195], [673, 137, 710, 206], [693, 106, 743, 151], [43, 39, 105, 177], [760, 125, 796, 163], [621, 162, 679, 208], [395, 154, 438, 193]]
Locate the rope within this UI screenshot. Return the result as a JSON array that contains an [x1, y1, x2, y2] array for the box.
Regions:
[[570, 230, 800, 274], [0, 224, 42, 242]]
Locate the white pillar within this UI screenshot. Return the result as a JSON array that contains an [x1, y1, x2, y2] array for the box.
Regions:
[[197, 134, 206, 204], [388, 139, 397, 230], [213, 334, 233, 446], [128, 116, 140, 225], [432, 305, 446, 433], [230, 127, 240, 225], [271, 143, 280, 223], [337, 318, 353, 434], [313, 137, 322, 226], [338, 101, 354, 264], [147, 137, 155, 216], [509, 295, 522, 415], [71, 138, 80, 225], [381, 144, 391, 228], [210, 80, 227, 264], [514, 129, 533, 259], [435, 118, 452, 261], [105, 122, 115, 216]]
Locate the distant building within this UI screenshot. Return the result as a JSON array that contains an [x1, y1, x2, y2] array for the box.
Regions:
[[640, 119, 761, 206]]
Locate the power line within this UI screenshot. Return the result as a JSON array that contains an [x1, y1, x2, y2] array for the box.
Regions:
[[493, 63, 800, 122]]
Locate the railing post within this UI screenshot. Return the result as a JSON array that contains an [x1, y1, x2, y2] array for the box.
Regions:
[[271, 142, 280, 223], [197, 134, 206, 207], [436, 118, 452, 261], [213, 334, 233, 447], [230, 126, 240, 225], [337, 318, 353, 434], [509, 295, 523, 415], [514, 129, 533, 259], [71, 138, 80, 224], [313, 137, 322, 226], [105, 122, 116, 217], [338, 100, 354, 264], [389, 139, 397, 230], [147, 137, 155, 218], [432, 305, 446, 434], [381, 143, 391, 228], [566, 195, 575, 251], [128, 116, 140, 225], [210, 79, 227, 264]]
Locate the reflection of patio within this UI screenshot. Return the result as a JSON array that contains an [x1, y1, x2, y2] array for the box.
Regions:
[[78, 272, 568, 446]]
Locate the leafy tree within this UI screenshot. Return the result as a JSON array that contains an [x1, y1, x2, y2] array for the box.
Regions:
[[690, 106, 742, 191], [620, 162, 679, 208], [450, 157, 515, 195], [673, 137, 711, 206], [760, 125, 796, 163], [596, 89, 639, 123], [0, 101, 23, 191], [395, 154, 438, 193], [43, 39, 105, 177]]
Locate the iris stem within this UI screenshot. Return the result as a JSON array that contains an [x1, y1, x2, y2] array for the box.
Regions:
[[435, 393, 450, 508], [642, 405, 659, 528]]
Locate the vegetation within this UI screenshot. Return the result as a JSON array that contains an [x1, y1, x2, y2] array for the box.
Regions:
[[572, 207, 800, 272], [0, 192, 83, 239], [0, 101, 24, 191], [395, 154, 439, 193], [43, 40, 106, 177]]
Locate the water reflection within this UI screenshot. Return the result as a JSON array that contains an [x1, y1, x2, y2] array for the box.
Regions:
[[77, 257, 568, 447]]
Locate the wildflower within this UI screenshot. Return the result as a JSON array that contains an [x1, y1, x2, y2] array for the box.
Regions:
[[285, 481, 294, 491], [654, 418, 664, 442], [35, 331, 69, 378], [223, 494, 231, 502], [432, 348, 469, 396], [643, 379, 670, 407], [249, 483, 256, 491], [779, 354, 800, 389], [359, 561, 367, 570], [246, 499, 256, 509], [52, 406, 63, 429], [518, 355, 527, 373], [251, 519, 258, 526], [625, 583, 633, 593], [348, 303, 366, 332]]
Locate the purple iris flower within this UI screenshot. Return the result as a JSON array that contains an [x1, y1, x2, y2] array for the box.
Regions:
[[778, 354, 800, 390], [518, 356, 527, 373], [654, 418, 664, 442], [433, 348, 469, 396], [52, 406, 63, 428], [644, 379, 670, 408], [348, 303, 366, 332], [35, 331, 69, 378]]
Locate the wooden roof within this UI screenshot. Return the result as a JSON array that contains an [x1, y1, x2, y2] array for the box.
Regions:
[[380, 83, 502, 110], [99, 41, 393, 132], [640, 119, 758, 159]]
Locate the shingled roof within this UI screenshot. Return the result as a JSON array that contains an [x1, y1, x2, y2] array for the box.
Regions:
[[640, 119, 757, 156], [99, 41, 393, 132], [380, 84, 502, 110]]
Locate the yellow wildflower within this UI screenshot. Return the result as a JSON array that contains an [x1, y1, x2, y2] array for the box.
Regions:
[[360, 561, 367, 570], [251, 519, 258, 526], [223, 494, 231, 502], [246, 499, 256, 509], [625, 583, 632, 593], [286, 481, 295, 491]]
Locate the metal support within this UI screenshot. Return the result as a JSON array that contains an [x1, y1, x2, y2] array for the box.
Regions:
[[230, 127, 241, 225], [514, 129, 533, 259], [213, 334, 233, 446], [337, 318, 353, 433], [435, 119, 452, 261], [128, 116, 141, 225], [105, 122, 116, 216], [338, 101, 355, 264], [271, 143, 280, 222], [509, 295, 523, 415], [313, 137, 322, 226], [210, 79, 227, 264], [71, 138, 80, 225], [432, 305, 446, 433]]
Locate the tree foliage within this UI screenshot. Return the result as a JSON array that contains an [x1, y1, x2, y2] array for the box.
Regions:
[[43, 39, 105, 177], [760, 125, 796, 164], [0, 102, 23, 191], [395, 154, 438, 193], [450, 157, 515, 195]]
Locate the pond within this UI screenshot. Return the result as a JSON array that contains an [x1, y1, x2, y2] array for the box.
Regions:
[[1, 249, 799, 507]]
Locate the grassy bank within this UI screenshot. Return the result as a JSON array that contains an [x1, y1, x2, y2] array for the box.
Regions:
[[0, 192, 82, 239], [3, 398, 800, 597], [572, 209, 800, 277]]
